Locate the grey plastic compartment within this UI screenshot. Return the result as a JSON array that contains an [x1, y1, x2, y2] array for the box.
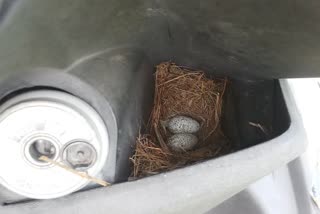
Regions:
[[0, 0, 310, 213], [0, 77, 307, 213], [0, 48, 290, 204]]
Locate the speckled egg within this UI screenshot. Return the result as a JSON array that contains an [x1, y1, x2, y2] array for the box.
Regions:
[[167, 116, 200, 134], [167, 133, 198, 152]]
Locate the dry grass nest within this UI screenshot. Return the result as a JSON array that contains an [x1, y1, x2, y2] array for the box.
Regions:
[[130, 62, 231, 178]]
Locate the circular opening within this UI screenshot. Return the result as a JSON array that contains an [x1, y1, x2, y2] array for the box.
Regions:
[[29, 139, 57, 163], [23, 135, 61, 167]]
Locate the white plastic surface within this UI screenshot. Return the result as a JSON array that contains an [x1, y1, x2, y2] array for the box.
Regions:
[[0, 90, 109, 199]]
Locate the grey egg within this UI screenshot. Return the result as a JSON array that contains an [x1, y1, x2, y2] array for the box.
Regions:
[[167, 133, 198, 152], [167, 116, 200, 134]]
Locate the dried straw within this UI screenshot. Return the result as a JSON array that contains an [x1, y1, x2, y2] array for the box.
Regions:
[[151, 62, 227, 140], [130, 62, 229, 178], [130, 134, 174, 178]]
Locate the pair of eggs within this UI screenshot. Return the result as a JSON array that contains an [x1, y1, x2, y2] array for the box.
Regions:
[[166, 116, 200, 152]]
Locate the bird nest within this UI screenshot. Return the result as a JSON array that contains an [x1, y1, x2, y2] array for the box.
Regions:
[[130, 62, 230, 178]]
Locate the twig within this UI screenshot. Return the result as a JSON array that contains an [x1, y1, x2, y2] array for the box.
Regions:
[[39, 156, 110, 187], [158, 73, 195, 86], [249, 122, 269, 135]]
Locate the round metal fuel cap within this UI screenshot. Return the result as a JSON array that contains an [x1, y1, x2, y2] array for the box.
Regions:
[[0, 90, 109, 199]]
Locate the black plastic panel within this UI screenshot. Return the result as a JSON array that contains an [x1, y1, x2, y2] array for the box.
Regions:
[[222, 79, 290, 149], [1, 0, 320, 78]]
